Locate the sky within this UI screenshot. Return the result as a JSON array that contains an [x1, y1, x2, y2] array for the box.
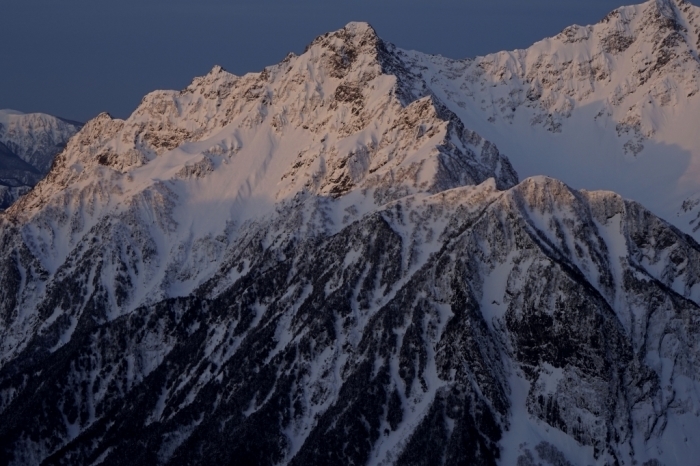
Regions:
[[1, 0, 629, 123]]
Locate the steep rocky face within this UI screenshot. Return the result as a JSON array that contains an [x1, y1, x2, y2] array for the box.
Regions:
[[2, 177, 700, 466], [1, 10, 700, 466], [0, 110, 82, 210]]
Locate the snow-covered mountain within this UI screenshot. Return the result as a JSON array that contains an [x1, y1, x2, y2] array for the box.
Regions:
[[0, 109, 82, 210], [400, 0, 700, 240], [1, 3, 700, 465]]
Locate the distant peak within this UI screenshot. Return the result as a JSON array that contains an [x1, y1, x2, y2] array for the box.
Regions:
[[342, 21, 377, 36], [307, 21, 382, 54], [339, 21, 381, 46], [0, 109, 82, 128], [208, 65, 228, 75], [0, 109, 25, 116]]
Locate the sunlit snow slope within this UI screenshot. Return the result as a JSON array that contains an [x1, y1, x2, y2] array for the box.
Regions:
[[402, 0, 700, 238]]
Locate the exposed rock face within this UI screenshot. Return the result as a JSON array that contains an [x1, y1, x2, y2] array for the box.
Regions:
[[0, 110, 82, 210], [1, 10, 700, 466]]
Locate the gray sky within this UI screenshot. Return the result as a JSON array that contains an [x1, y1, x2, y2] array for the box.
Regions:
[[1, 0, 629, 123]]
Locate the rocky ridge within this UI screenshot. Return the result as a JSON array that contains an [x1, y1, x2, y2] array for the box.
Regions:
[[397, 0, 700, 240]]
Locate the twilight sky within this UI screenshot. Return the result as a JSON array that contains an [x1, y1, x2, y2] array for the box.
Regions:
[[2, 0, 628, 123]]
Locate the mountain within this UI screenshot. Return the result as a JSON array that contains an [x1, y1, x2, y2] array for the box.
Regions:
[[0, 109, 82, 210], [400, 0, 700, 240], [1, 4, 700, 466]]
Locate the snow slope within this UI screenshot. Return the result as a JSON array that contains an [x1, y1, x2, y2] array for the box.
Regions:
[[400, 0, 700, 239]]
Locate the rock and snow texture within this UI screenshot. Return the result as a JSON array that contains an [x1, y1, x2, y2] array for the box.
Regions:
[[0, 7, 700, 466], [0, 110, 82, 210], [398, 0, 700, 241]]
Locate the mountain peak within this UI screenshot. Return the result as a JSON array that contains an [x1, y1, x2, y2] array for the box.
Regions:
[[9, 16, 516, 226], [207, 64, 228, 76], [342, 21, 377, 38], [306, 21, 383, 59]]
